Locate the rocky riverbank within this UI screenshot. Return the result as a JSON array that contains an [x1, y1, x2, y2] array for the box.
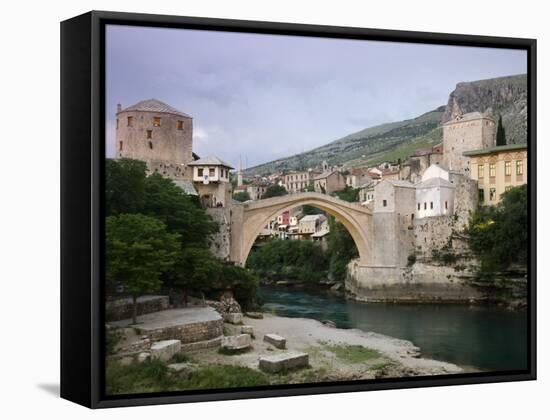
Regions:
[[188, 313, 464, 382]]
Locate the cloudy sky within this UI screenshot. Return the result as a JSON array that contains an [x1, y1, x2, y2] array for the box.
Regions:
[[106, 24, 526, 168]]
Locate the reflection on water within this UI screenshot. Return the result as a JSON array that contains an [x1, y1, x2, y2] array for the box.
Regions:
[[259, 286, 528, 371]]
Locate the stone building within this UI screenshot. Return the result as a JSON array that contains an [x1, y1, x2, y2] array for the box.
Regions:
[[358, 180, 377, 204], [246, 181, 269, 201], [463, 143, 527, 205], [188, 156, 233, 208], [282, 170, 320, 193], [399, 144, 443, 183], [345, 167, 372, 188], [313, 170, 346, 194], [442, 112, 496, 175], [115, 99, 194, 179], [298, 214, 327, 235]]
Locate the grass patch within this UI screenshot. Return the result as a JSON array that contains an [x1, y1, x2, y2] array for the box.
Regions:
[[325, 344, 383, 363], [106, 359, 269, 395], [170, 352, 193, 363]]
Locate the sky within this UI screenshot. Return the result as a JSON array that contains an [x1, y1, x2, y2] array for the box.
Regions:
[[105, 24, 527, 168]]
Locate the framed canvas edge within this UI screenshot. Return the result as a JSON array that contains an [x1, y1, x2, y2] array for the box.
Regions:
[[60, 10, 537, 410]]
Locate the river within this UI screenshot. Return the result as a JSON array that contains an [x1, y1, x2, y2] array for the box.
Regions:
[[259, 286, 528, 372]]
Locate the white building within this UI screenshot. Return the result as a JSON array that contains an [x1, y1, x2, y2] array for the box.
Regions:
[[373, 179, 416, 215], [188, 156, 233, 207], [415, 177, 455, 219], [298, 214, 327, 235]]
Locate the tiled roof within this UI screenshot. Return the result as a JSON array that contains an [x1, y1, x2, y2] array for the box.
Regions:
[[462, 143, 527, 156], [416, 177, 454, 189], [383, 179, 416, 188], [119, 99, 192, 118], [187, 156, 234, 169], [172, 180, 198, 195]]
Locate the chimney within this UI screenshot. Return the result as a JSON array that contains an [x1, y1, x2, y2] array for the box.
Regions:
[[117, 103, 122, 113]]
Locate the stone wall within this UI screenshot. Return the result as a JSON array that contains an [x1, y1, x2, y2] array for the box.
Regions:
[[207, 207, 232, 260], [135, 317, 224, 344], [106, 295, 169, 322]]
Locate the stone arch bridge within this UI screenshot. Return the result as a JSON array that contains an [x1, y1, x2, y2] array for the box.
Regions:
[[229, 192, 374, 267]]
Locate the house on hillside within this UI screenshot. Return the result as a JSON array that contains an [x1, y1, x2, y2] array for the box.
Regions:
[[313, 170, 346, 194]]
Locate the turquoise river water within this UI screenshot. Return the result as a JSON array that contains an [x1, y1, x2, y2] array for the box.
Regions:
[[259, 286, 528, 372]]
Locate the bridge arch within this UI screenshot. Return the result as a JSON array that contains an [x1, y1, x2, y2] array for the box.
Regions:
[[231, 192, 373, 267]]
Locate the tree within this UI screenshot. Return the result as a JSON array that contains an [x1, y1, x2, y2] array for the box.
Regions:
[[496, 115, 507, 146], [263, 184, 288, 198], [466, 185, 527, 273], [106, 214, 180, 324], [334, 187, 359, 202], [105, 158, 147, 215], [233, 191, 251, 202], [142, 173, 218, 246], [327, 216, 358, 281]]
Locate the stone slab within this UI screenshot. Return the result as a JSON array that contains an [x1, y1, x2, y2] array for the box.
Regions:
[[241, 325, 254, 336], [224, 312, 243, 324], [264, 333, 286, 349], [221, 334, 252, 351], [259, 352, 309, 373], [150, 339, 181, 362]]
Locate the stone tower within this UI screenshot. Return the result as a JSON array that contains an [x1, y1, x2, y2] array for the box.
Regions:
[[442, 112, 496, 175], [116, 99, 193, 179]]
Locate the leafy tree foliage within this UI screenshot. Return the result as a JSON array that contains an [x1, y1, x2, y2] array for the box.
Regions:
[[233, 191, 251, 202], [105, 158, 147, 215], [327, 216, 358, 281], [106, 214, 180, 323], [247, 238, 328, 283], [334, 187, 359, 202], [496, 115, 507, 146], [466, 185, 527, 273], [263, 184, 288, 198]]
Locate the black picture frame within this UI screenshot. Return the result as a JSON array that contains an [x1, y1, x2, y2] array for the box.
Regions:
[[60, 10, 537, 409]]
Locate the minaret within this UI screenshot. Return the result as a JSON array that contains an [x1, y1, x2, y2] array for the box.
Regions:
[[237, 155, 243, 186]]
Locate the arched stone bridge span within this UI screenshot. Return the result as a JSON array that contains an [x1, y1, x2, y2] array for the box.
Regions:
[[229, 192, 373, 266]]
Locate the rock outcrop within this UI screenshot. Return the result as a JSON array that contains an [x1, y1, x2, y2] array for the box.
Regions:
[[441, 74, 527, 145]]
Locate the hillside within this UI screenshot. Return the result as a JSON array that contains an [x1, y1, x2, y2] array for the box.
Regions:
[[245, 74, 527, 176]]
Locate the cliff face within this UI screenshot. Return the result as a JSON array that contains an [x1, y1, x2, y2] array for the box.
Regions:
[[441, 74, 527, 144]]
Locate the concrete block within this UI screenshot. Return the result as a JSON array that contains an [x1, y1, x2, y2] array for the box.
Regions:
[[264, 333, 286, 349], [259, 352, 309, 373], [221, 334, 251, 351], [150, 339, 181, 362], [224, 312, 243, 324]]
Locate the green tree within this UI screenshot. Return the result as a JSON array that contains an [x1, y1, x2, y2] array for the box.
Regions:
[[233, 191, 251, 202], [327, 216, 358, 281], [334, 187, 359, 202], [496, 115, 506, 146], [105, 158, 147, 215], [263, 184, 288, 198], [106, 214, 180, 324], [466, 185, 527, 273], [142, 173, 218, 246]]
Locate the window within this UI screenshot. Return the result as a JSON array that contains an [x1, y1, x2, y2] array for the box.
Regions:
[[209, 168, 215, 177], [119, 141, 123, 151], [505, 161, 512, 176], [116, 119, 119, 129], [417, 203, 421, 211], [198, 168, 203, 177], [127, 116, 133, 127], [153, 117, 161, 127], [383, 199, 387, 207], [489, 163, 496, 177], [146, 130, 152, 139], [430, 202, 433, 209], [445, 201, 448, 210], [489, 188, 496, 201], [516, 160, 523, 175], [177, 120, 184, 130], [148, 141, 153, 150], [424, 202, 427, 210], [478, 164, 484, 179], [478, 189, 485, 202]]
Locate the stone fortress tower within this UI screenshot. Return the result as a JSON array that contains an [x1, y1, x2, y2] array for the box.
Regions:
[[115, 99, 194, 179], [442, 112, 496, 175]]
